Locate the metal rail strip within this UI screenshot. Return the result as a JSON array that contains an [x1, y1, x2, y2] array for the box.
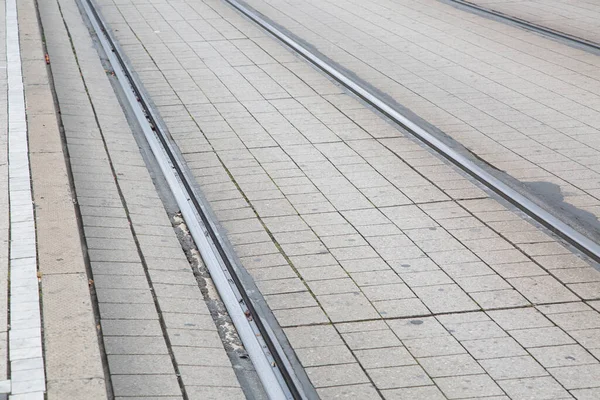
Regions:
[[447, 0, 600, 53], [224, 0, 600, 263], [78, 0, 307, 398]]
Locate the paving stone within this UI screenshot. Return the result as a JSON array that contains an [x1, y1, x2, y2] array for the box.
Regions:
[[435, 374, 504, 399], [98, 303, 158, 320], [96, 288, 154, 304], [273, 306, 329, 326], [568, 282, 600, 300], [295, 345, 355, 367], [317, 292, 379, 322], [387, 317, 447, 340], [498, 376, 571, 400], [317, 384, 380, 400], [107, 355, 174, 374], [569, 328, 600, 349], [306, 278, 359, 295], [470, 289, 530, 309], [412, 284, 479, 313], [101, 320, 163, 337], [350, 270, 403, 287], [549, 364, 600, 390], [284, 325, 344, 349], [455, 275, 511, 293], [155, 297, 211, 315], [111, 375, 181, 397], [104, 336, 168, 355], [399, 270, 453, 287], [265, 291, 319, 310], [488, 308, 553, 330], [530, 344, 598, 368], [404, 336, 466, 358], [508, 276, 579, 304], [571, 388, 600, 400], [171, 346, 232, 367], [306, 363, 369, 388], [336, 320, 388, 333], [298, 265, 348, 281], [342, 329, 402, 350], [373, 298, 430, 318], [167, 329, 224, 348], [545, 310, 600, 330], [179, 366, 240, 387], [418, 354, 484, 378], [354, 347, 416, 369], [367, 365, 432, 389], [442, 318, 507, 341], [462, 337, 528, 360], [510, 326, 575, 348], [480, 356, 548, 380], [380, 386, 446, 400], [361, 283, 414, 302]]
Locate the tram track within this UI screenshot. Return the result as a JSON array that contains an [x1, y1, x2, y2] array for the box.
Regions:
[[78, 0, 314, 398], [223, 0, 600, 264], [445, 0, 600, 54]]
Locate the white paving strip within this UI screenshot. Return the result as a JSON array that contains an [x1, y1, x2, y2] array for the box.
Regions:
[[6, 0, 45, 397]]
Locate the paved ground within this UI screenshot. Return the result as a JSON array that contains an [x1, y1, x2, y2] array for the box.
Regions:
[[238, 0, 600, 241], [2, 0, 600, 398], [466, 0, 600, 44], [90, 0, 600, 398]]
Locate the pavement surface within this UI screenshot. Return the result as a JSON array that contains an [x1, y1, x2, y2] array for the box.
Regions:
[[90, 0, 600, 398], [1, 0, 600, 398], [465, 0, 600, 44]]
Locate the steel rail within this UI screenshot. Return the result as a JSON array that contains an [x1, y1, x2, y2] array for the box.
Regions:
[[78, 0, 306, 398], [224, 0, 600, 263], [447, 0, 600, 53]]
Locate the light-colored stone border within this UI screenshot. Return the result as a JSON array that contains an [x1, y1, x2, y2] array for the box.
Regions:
[[6, 0, 45, 396]]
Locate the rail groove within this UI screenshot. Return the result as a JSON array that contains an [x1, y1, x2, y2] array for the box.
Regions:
[[224, 0, 600, 263], [78, 0, 310, 398]]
